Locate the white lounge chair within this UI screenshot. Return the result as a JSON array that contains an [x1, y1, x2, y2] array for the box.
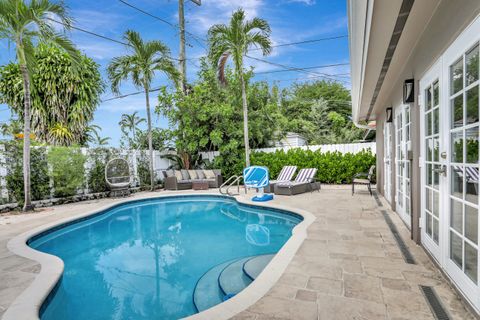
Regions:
[[274, 168, 320, 196], [265, 165, 297, 193]]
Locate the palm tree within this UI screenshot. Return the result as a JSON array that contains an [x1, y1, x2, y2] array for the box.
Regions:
[[0, 0, 79, 211], [119, 111, 146, 149], [108, 30, 178, 190], [208, 9, 272, 167]]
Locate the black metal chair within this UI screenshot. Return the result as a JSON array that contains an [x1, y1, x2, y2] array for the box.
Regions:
[[352, 165, 375, 196]]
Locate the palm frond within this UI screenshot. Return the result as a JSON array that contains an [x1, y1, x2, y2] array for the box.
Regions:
[[217, 51, 230, 86]]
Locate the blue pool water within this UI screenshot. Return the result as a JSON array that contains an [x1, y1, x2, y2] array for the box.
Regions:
[[29, 196, 301, 320]]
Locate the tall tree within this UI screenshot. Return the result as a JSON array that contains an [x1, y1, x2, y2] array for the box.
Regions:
[[119, 111, 145, 149], [108, 30, 178, 190], [0, 44, 104, 146], [208, 9, 272, 167], [0, 0, 79, 211]]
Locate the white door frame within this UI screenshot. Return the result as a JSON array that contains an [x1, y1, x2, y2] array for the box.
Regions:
[[441, 16, 480, 310], [384, 122, 393, 204], [420, 59, 443, 263], [420, 15, 480, 311], [395, 104, 412, 227]]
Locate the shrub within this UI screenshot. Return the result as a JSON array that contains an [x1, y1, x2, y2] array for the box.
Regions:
[[250, 148, 376, 184], [4, 142, 50, 204], [48, 146, 86, 197], [87, 147, 113, 193]]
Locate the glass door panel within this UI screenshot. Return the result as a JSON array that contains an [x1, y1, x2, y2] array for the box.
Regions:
[[447, 42, 479, 286], [424, 80, 442, 246], [396, 105, 412, 226], [384, 122, 393, 203]]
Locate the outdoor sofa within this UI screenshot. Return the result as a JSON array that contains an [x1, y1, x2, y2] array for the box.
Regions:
[[274, 168, 321, 196], [163, 169, 223, 190]]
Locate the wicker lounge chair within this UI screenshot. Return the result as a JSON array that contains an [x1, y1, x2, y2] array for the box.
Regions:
[[265, 166, 297, 193], [352, 165, 375, 196], [274, 168, 320, 196]]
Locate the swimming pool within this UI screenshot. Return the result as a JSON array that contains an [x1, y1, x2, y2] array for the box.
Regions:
[[28, 195, 301, 320]]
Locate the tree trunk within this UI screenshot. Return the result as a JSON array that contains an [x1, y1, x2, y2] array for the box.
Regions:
[[240, 72, 250, 167], [20, 63, 33, 211], [144, 87, 155, 191]]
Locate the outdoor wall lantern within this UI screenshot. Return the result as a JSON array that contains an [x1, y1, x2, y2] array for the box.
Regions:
[[386, 107, 393, 123], [403, 79, 415, 103]]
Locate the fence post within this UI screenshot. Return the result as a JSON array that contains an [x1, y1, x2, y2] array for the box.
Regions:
[[0, 144, 7, 202]]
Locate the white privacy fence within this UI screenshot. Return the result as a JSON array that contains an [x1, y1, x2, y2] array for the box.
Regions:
[[0, 146, 174, 204], [200, 142, 376, 162]]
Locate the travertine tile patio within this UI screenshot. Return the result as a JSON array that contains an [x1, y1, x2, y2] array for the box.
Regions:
[[0, 186, 477, 319]]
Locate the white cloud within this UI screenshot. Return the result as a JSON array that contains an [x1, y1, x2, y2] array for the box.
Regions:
[[186, 0, 263, 34], [286, 0, 316, 5], [72, 9, 128, 34]]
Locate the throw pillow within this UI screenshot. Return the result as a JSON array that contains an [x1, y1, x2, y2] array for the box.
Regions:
[[174, 170, 183, 181], [188, 170, 198, 179], [181, 169, 190, 180], [196, 170, 205, 179], [204, 170, 216, 179]]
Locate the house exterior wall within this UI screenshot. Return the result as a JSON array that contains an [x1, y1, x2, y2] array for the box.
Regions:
[[374, 1, 480, 243]]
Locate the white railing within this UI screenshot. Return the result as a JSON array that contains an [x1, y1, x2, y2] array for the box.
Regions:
[[200, 142, 376, 162]]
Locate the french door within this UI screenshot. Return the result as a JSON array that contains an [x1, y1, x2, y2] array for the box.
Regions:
[[420, 16, 480, 311], [395, 105, 412, 227], [384, 122, 393, 204]]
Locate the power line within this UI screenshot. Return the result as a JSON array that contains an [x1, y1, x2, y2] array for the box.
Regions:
[[259, 73, 351, 83], [249, 35, 348, 51], [47, 18, 182, 62], [47, 18, 130, 47], [255, 62, 349, 75], [245, 55, 349, 84], [101, 88, 163, 102], [118, 0, 206, 49]]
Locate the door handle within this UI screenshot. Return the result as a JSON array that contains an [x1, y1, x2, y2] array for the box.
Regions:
[[433, 165, 447, 176]]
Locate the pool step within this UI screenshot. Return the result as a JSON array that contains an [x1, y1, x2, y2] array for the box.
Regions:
[[243, 254, 275, 280], [193, 254, 274, 313], [193, 260, 232, 312], [219, 257, 253, 295]]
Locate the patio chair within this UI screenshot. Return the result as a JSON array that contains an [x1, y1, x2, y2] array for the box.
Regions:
[[274, 168, 320, 196], [105, 158, 132, 197], [265, 165, 297, 193], [352, 165, 375, 196], [453, 165, 478, 194]]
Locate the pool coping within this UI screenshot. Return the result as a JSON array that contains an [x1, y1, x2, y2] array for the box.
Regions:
[[2, 191, 316, 320]]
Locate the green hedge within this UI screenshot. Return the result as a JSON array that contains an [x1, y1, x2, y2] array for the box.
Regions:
[[4, 142, 50, 204], [47, 147, 86, 198], [251, 148, 376, 184]]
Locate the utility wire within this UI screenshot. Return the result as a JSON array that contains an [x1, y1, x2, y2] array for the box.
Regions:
[[118, 0, 207, 49], [249, 35, 348, 51], [259, 73, 351, 83], [245, 55, 349, 83], [101, 88, 163, 102], [255, 62, 349, 75], [47, 18, 182, 62]]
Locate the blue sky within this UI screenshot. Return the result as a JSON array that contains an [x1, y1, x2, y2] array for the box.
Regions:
[[0, 0, 350, 146]]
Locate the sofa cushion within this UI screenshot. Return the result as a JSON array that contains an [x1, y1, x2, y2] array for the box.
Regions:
[[196, 170, 205, 179], [188, 170, 198, 179], [181, 169, 190, 180], [174, 171, 183, 181], [165, 170, 174, 178], [204, 170, 216, 179]]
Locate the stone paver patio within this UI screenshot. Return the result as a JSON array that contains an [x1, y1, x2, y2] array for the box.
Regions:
[[0, 186, 477, 319]]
